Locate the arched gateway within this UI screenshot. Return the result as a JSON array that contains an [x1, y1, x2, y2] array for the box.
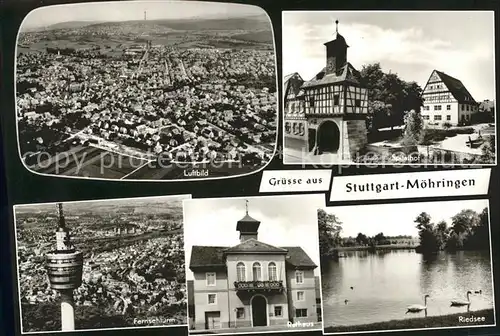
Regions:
[[317, 120, 340, 154]]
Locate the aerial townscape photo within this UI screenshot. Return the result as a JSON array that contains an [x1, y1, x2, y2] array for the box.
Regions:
[[183, 195, 324, 335], [283, 11, 496, 165], [14, 195, 190, 332], [318, 199, 495, 334], [16, 1, 277, 180]]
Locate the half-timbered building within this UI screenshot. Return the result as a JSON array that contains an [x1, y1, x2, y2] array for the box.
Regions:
[[420, 70, 479, 126], [284, 21, 369, 161]]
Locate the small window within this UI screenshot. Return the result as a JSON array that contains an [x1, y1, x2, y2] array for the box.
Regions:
[[467, 105, 470, 111], [296, 308, 308, 317], [206, 272, 216, 286], [208, 294, 217, 305], [333, 94, 339, 106], [434, 115, 442, 121], [297, 291, 305, 301], [461, 105, 465, 111], [446, 115, 451, 121], [446, 105, 451, 110], [309, 96, 315, 107], [355, 99, 361, 107], [274, 306, 283, 317], [295, 271, 304, 284], [236, 307, 245, 319]]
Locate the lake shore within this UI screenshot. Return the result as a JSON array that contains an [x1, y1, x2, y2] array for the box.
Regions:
[[324, 308, 494, 333], [335, 244, 416, 252]]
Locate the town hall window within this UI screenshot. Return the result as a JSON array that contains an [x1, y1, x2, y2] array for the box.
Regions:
[[268, 262, 277, 281], [236, 307, 245, 319], [252, 262, 262, 281], [274, 306, 283, 317], [447, 115, 451, 121], [295, 270, 304, 284], [206, 272, 216, 286], [297, 291, 305, 301], [208, 294, 217, 305], [333, 94, 339, 106], [446, 105, 451, 110], [355, 99, 361, 107], [309, 96, 315, 107], [296, 308, 308, 318], [236, 262, 246, 282], [434, 115, 442, 121]]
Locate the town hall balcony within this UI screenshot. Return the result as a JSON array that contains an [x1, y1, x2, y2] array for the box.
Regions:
[[234, 280, 284, 293]]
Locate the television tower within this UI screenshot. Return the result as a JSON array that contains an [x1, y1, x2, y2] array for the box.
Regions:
[[45, 203, 83, 331], [144, 10, 147, 21]]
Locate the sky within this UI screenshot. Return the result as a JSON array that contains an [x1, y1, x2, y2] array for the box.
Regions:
[[282, 11, 495, 101], [322, 199, 489, 238], [21, 0, 264, 29], [183, 194, 324, 280]]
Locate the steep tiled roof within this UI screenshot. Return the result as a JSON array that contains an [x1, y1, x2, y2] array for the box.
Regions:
[[189, 246, 227, 269], [282, 246, 317, 268], [429, 70, 477, 104], [224, 239, 288, 254], [301, 62, 361, 88]]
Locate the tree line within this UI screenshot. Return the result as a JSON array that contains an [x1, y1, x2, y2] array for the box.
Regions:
[[415, 207, 489, 254]]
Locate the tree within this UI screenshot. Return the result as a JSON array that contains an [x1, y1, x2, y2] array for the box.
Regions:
[[451, 209, 480, 236], [414, 212, 439, 253], [317, 209, 342, 258], [359, 63, 424, 130], [435, 220, 449, 250], [355, 232, 369, 246], [374, 232, 388, 245]]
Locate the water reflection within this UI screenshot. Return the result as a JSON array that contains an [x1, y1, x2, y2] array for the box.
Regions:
[[322, 250, 494, 327]]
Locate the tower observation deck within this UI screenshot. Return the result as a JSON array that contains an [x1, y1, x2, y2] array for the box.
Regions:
[[45, 203, 83, 331]]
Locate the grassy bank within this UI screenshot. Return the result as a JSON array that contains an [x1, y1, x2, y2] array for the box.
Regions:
[[336, 245, 416, 252], [324, 308, 494, 333]]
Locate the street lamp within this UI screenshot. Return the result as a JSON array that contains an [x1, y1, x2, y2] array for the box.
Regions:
[[45, 203, 83, 331]]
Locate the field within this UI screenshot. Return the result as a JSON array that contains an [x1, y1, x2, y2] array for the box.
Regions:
[[27, 146, 149, 179]]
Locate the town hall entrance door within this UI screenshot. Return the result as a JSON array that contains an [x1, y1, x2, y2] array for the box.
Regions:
[[251, 295, 267, 327], [317, 120, 340, 154]]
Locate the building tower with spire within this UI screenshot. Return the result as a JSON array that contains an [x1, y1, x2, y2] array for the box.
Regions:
[[45, 203, 83, 331], [284, 19, 369, 162]]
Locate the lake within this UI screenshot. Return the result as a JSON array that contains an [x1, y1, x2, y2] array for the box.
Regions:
[[322, 249, 494, 327]]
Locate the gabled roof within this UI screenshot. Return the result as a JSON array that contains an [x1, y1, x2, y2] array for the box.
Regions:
[[224, 239, 288, 254], [301, 62, 361, 89], [284, 72, 305, 99], [425, 70, 477, 104]]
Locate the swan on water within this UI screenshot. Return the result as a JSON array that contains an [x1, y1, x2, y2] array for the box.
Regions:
[[350, 286, 354, 290], [406, 294, 430, 313], [474, 290, 482, 294], [344, 299, 349, 305], [451, 291, 472, 306]]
